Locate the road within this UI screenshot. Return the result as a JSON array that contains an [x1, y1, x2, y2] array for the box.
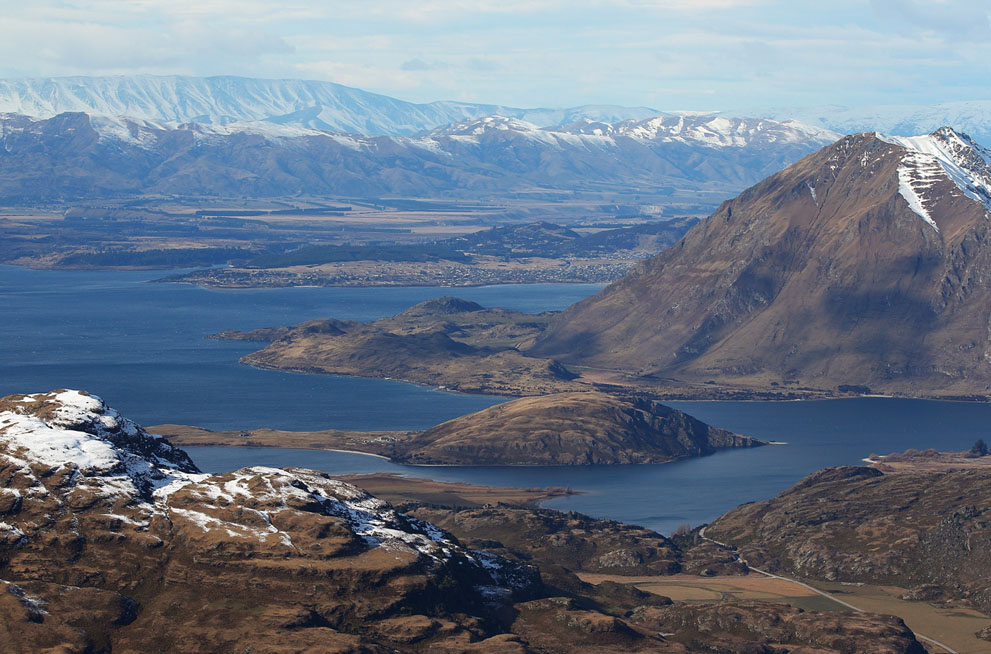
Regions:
[[697, 527, 960, 654]]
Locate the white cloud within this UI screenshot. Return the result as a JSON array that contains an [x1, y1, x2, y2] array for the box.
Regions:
[[870, 0, 991, 41], [293, 61, 424, 91], [0, 1, 986, 110], [0, 17, 292, 77]]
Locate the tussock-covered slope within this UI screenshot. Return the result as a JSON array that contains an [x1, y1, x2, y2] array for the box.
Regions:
[[705, 464, 991, 614]]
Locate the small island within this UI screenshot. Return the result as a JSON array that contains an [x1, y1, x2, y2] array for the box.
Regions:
[[153, 391, 763, 466]]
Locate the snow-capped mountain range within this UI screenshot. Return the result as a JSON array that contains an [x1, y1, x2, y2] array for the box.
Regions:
[[1, 75, 988, 144], [0, 75, 659, 135], [0, 111, 840, 202]]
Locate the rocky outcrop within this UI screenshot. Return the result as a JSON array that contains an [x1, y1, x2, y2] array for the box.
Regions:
[[411, 505, 683, 576], [410, 505, 748, 583], [396, 391, 762, 465]]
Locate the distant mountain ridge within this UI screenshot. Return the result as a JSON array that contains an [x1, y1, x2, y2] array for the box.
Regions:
[[731, 100, 991, 145], [0, 111, 838, 202], [4, 75, 989, 145], [0, 75, 660, 135]]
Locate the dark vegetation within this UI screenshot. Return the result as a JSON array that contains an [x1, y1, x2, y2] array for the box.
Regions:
[[447, 219, 698, 258], [244, 244, 471, 267], [58, 247, 254, 268]]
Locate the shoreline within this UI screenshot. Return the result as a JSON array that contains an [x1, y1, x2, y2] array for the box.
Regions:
[[239, 359, 991, 404], [240, 359, 516, 398], [180, 440, 740, 468]]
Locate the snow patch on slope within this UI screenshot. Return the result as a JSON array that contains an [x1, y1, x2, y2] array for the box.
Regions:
[[895, 152, 941, 231], [879, 128, 991, 230], [882, 130, 991, 207], [0, 390, 205, 506]]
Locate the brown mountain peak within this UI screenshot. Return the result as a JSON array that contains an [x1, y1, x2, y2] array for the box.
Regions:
[[530, 130, 991, 397]]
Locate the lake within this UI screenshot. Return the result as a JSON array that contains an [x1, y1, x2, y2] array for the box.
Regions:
[[187, 396, 989, 535], [4, 265, 989, 535], [0, 265, 598, 430]]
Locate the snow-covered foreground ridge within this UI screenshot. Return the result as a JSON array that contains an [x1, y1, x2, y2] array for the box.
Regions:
[[879, 127, 991, 227], [0, 389, 530, 591], [0, 389, 203, 503]]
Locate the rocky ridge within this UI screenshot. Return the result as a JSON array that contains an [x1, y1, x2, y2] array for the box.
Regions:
[[0, 390, 538, 652]]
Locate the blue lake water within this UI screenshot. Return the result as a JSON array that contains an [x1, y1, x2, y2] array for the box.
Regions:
[[187, 396, 989, 535], [0, 265, 599, 430], [4, 265, 990, 536]]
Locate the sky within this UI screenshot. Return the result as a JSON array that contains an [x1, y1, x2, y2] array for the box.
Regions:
[[1, 0, 989, 111]]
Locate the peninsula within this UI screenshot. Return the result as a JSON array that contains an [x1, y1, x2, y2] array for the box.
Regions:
[[154, 391, 763, 466]]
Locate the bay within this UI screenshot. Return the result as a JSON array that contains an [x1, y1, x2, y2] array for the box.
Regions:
[[188, 397, 990, 536], [0, 265, 601, 430]]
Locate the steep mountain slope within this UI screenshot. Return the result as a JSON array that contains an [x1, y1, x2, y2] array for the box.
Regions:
[[0, 112, 837, 203], [394, 391, 762, 465], [0, 75, 658, 135], [531, 128, 991, 396]]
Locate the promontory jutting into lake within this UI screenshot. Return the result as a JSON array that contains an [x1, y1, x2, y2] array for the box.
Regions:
[[4, 15, 991, 651]]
